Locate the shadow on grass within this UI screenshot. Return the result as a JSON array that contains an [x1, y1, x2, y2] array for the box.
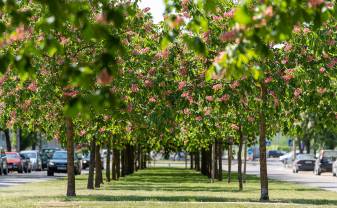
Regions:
[[63, 194, 337, 206]]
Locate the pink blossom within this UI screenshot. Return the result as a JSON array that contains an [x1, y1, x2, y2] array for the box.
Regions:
[[148, 67, 156, 76], [317, 87, 327, 94], [131, 84, 139, 93], [212, 83, 222, 91], [60, 36, 69, 45], [281, 58, 288, 64], [219, 94, 230, 102], [204, 108, 211, 116], [181, 92, 189, 98], [214, 51, 226, 64], [206, 96, 214, 102], [183, 108, 190, 115], [284, 43, 292, 52], [223, 9, 234, 18], [219, 30, 236, 42], [264, 77, 273, 84], [103, 115, 111, 121], [195, 116, 202, 121], [95, 13, 107, 24], [294, 88, 302, 97], [178, 81, 187, 91], [247, 116, 255, 123], [230, 81, 240, 89], [264, 6, 273, 17], [212, 16, 222, 21], [79, 130, 86, 137], [319, 67, 325, 73], [144, 79, 153, 88], [149, 96, 157, 103], [127, 104, 133, 112], [180, 67, 188, 76], [293, 25, 301, 33], [63, 90, 79, 97], [96, 69, 113, 85], [308, 0, 324, 7], [143, 7, 151, 13], [0, 76, 7, 86], [303, 28, 311, 33], [99, 127, 105, 133], [27, 81, 38, 92], [230, 124, 240, 131]]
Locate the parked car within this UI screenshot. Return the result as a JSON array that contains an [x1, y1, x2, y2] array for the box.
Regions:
[[333, 160, 337, 177], [19, 153, 32, 173], [41, 148, 60, 169], [314, 150, 337, 175], [292, 154, 316, 173], [0, 148, 8, 175], [20, 150, 42, 171], [82, 153, 90, 169], [6, 152, 24, 173], [47, 151, 82, 176], [279, 152, 299, 166], [268, 150, 285, 158]]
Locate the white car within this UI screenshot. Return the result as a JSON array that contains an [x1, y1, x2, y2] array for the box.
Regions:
[[20, 150, 42, 171]]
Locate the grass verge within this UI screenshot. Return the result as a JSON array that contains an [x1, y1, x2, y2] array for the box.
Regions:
[[0, 168, 337, 208]]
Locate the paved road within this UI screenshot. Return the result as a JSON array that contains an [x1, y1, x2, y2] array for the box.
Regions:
[[233, 160, 337, 192], [0, 171, 63, 188]]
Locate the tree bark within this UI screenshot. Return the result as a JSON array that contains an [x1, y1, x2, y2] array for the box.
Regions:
[[211, 142, 216, 183], [259, 83, 269, 201], [4, 129, 11, 152], [305, 139, 311, 154], [65, 117, 76, 197], [116, 149, 120, 179], [106, 140, 111, 182], [218, 141, 223, 181], [195, 151, 200, 171], [238, 129, 244, 191], [87, 137, 96, 189], [95, 143, 103, 188], [228, 142, 232, 183], [190, 153, 194, 169], [16, 128, 21, 151], [243, 140, 247, 183]]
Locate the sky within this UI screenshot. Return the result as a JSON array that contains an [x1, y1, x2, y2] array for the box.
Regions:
[[138, 0, 166, 23]]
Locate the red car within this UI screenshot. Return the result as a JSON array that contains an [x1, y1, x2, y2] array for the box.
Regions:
[[6, 152, 24, 173]]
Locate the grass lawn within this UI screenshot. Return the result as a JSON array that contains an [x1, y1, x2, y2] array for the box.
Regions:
[[1, 168, 337, 208]]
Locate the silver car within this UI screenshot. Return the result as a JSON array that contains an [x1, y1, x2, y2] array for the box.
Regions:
[[20, 150, 42, 171], [333, 160, 337, 177]]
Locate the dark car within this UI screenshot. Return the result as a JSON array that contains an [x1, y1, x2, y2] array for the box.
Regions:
[[6, 152, 24, 173], [314, 150, 337, 175], [19, 153, 32, 173], [292, 154, 315, 173], [47, 151, 82, 176], [41, 148, 60, 170], [82, 154, 90, 169], [267, 150, 285, 158], [0, 148, 8, 175]]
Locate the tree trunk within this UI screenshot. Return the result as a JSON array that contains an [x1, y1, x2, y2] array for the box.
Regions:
[[106, 140, 111, 182], [243, 140, 247, 183], [238, 129, 244, 191], [190, 153, 194, 169], [259, 83, 269, 201], [4, 129, 11, 152], [87, 137, 96, 189], [195, 151, 200, 171], [116, 150, 120, 179], [65, 117, 76, 197], [16, 128, 21, 151], [211, 142, 216, 183], [218, 141, 223, 181], [298, 139, 303, 154], [228, 143, 232, 183], [185, 152, 188, 169], [305, 139, 311, 154], [95, 143, 103, 188]]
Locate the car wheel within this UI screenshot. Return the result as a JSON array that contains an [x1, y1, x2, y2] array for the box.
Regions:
[[333, 169, 336, 177], [47, 170, 54, 176], [18, 167, 23, 174], [4, 168, 8, 175]]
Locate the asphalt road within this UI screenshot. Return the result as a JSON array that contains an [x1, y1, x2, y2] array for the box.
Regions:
[[0, 171, 62, 188], [233, 159, 337, 192]]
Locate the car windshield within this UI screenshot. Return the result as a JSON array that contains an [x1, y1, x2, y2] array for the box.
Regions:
[[21, 152, 36, 158], [323, 151, 337, 159], [6, 153, 19, 159], [297, 154, 315, 160], [52, 152, 67, 160]]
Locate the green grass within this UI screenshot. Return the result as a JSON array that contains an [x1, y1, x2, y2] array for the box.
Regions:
[[1, 168, 337, 208]]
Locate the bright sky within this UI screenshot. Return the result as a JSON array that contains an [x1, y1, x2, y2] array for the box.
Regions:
[[138, 0, 166, 23]]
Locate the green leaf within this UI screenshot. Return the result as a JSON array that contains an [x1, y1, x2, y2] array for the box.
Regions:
[[234, 6, 252, 25]]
